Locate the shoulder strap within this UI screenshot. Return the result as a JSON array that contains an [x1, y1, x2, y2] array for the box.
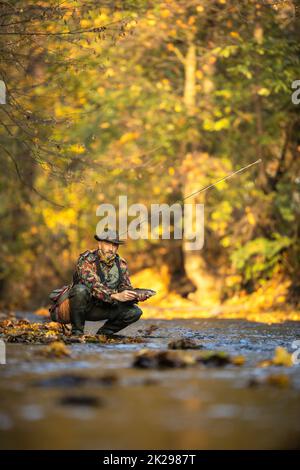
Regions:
[[94, 254, 106, 284], [115, 254, 123, 286], [94, 253, 123, 287]]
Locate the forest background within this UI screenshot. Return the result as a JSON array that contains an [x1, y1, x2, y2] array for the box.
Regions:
[[0, 0, 299, 322]]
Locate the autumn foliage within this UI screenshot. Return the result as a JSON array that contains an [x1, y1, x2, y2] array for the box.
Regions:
[[0, 1, 299, 319]]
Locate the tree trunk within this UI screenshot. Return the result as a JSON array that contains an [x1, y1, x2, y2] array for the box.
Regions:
[[164, 40, 198, 298]]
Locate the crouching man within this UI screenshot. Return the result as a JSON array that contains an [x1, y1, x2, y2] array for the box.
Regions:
[[69, 230, 149, 336]]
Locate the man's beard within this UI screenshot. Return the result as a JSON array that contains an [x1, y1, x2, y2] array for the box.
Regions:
[[98, 249, 116, 265]]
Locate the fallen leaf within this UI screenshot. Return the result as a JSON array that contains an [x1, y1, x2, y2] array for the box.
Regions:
[[41, 341, 71, 358], [232, 355, 245, 366], [272, 347, 293, 367]]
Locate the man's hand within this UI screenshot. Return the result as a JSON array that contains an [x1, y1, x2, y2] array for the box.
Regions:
[[111, 290, 137, 302]]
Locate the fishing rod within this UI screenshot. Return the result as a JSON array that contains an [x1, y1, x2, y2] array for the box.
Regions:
[[119, 158, 262, 237], [181, 158, 262, 203]]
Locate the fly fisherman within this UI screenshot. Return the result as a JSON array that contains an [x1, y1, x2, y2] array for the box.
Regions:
[[52, 161, 261, 336], [69, 229, 150, 336]]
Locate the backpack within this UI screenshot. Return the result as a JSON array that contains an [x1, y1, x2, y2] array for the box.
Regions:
[[49, 283, 73, 324]]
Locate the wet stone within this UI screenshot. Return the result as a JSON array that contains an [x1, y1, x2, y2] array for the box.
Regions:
[[197, 351, 232, 367], [34, 374, 90, 388], [34, 373, 119, 388], [249, 374, 291, 388], [59, 395, 102, 407], [168, 338, 203, 350], [137, 324, 159, 336], [133, 349, 196, 369]]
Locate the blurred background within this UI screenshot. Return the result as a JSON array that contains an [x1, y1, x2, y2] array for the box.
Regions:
[[0, 0, 300, 320]]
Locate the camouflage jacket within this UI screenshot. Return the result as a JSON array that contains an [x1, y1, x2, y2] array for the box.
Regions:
[[73, 249, 133, 304]]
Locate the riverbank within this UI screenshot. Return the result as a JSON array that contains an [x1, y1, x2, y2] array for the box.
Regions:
[[1, 316, 300, 449]]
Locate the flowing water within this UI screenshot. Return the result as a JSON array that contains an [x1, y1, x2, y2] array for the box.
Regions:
[[0, 317, 300, 449]]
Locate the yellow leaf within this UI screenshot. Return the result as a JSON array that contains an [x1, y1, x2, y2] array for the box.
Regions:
[[257, 88, 270, 96], [232, 355, 245, 366], [119, 132, 139, 144], [266, 374, 290, 387], [35, 307, 49, 317], [161, 9, 170, 18], [272, 347, 293, 367], [100, 122, 110, 129], [247, 212, 256, 226], [80, 19, 90, 28], [69, 144, 85, 154], [105, 68, 115, 78], [42, 341, 71, 358], [97, 87, 105, 96]]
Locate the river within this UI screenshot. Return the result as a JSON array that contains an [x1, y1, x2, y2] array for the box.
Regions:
[[0, 317, 300, 449]]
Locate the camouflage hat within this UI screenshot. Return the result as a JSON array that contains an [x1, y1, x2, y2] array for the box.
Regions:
[[94, 229, 125, 245]]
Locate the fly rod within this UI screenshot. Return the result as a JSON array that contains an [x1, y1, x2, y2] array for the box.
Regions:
[[119, 158, 262, 237]]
